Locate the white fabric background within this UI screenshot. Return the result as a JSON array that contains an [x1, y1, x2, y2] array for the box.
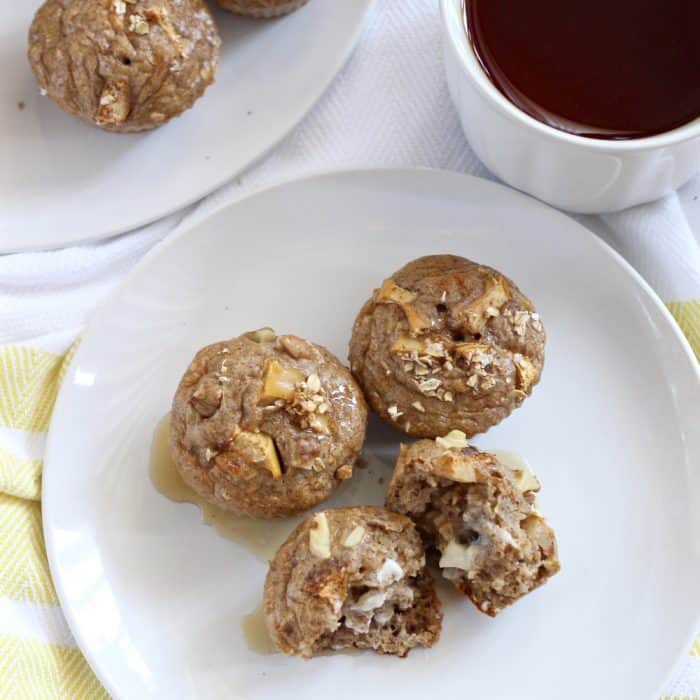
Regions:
[[1, 0, 699, 694]]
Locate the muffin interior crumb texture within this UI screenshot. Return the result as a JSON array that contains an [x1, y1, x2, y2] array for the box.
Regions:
[[386, 437, 559, 616], [264, 507, 442, 657]]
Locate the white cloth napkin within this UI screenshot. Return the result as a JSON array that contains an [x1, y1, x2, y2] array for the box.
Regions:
[[1, 0, 699, 695]]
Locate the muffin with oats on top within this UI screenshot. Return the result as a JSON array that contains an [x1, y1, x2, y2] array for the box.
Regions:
[[170, 328, 367, 518], [349, 254, 545, 438]]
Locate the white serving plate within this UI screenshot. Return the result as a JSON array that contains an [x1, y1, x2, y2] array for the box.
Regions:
[[0, 1, 372, 252], [43, 169, 700, 699]]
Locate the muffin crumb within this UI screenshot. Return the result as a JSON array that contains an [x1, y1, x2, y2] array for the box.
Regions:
[[386, 440, 559, 616], [264, 507, 442, 657]]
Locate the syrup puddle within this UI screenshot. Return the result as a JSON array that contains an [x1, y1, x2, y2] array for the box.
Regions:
[[150, 413, 310, 561], [151, 413, 387, 655], [149, 413, 387, 563], [241, 604, 276, 655], [150, 414, 531, 564], [150, 414, 533, 651]]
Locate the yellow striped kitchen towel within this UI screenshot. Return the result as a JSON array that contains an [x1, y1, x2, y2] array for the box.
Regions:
[[0, 335, 107, 700], [668, 301, 700, 359], [0, 316, 698, 698]]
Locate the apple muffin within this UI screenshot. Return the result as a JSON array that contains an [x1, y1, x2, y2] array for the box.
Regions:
[[349, 255, 545, 438], [28, 0, 220, 132], [215, 0, 309, 18], [385, 432, 560, 616], [264, 506, 442, 657], [169, 329, 367, 518]]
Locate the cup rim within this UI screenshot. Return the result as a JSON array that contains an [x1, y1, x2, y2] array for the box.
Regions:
[[441, 0, 700, 152]]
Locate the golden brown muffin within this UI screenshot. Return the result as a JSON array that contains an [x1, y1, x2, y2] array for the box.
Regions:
[[216, 0, 309, 18], [170, 329, 367, 518], [385, 432, 560, 616], [349, 255, 545, 438], [28, 0, 220, 132], [264, 506, 442, 657]]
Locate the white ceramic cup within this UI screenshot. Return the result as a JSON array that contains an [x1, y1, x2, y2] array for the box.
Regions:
[[441, 0, 700, 214]]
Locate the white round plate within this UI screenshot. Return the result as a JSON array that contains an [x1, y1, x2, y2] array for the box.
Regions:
[[44, 169, 700, 699], [0, 1, 372, 252]]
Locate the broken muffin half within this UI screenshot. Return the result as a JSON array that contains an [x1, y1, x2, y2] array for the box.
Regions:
[[385, 432, 559, 616], [264, 506, 442, 657]]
